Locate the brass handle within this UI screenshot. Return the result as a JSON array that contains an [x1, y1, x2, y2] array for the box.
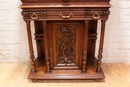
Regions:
[[31, 13, 38, 20], [59, 12, 73, 19], [93, 13, 100, 19]]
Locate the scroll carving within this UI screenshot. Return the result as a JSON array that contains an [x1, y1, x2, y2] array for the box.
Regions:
[[56, 26, 76, 63]]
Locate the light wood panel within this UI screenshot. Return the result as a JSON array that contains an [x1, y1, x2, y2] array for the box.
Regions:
[[0, 62, 130, 87]]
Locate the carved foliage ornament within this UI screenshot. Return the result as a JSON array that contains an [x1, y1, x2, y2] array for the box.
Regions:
[[56, 26, 76, 63]]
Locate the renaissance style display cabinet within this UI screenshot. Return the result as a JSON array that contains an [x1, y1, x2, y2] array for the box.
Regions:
[[20, 0, 111, 82]]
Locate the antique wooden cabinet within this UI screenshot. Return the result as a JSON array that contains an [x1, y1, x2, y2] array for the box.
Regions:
[[20, 0, 111, 81]]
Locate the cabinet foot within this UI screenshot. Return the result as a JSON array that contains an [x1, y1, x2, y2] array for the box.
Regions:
[[95, 79, 103, 82], [31, 79, 38, 82]]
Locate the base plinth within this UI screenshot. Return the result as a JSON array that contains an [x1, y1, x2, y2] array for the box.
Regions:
[[28, 58, 105, 81]]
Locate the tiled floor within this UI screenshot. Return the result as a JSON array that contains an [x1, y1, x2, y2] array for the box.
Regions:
[[0, 62, 130, 87]]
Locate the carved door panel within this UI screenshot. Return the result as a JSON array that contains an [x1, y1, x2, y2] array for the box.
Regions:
[[49, 21, 83, 70]]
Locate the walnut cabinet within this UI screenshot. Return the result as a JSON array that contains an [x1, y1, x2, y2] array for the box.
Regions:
[[20, 0, 111, 81]]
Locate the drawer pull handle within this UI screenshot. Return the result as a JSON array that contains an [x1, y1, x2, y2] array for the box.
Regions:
[[31, 13, 38, 20], [93, 13, 100, 19], [59, 12, 73, 19]]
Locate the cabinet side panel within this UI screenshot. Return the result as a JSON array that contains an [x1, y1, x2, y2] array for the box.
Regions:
[[34, 21, 45, 59], [87, 20, 97, 65]]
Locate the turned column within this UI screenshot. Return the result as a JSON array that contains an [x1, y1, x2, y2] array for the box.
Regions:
[[25, 20, 36, 73], [96, 20, 106, 73], [82, 20, 89, 73], [42, 21, 51, 73]]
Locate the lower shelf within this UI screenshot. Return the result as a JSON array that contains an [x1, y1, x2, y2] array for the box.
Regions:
[[28, 58, 105, 80]]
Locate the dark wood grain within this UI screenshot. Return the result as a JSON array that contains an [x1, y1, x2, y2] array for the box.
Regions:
[[96, 20, 106, 73], [42, 21, 51, 73], [21, 0, 110, 3], [28, 58, 105, 80], [25, 21, 36, 73], [82, 21, 89, 73], [21, 0, 111, 81]]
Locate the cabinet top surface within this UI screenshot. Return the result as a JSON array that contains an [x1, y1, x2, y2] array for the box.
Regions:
[[21, 0, 110, 2], [20, 3, 111, 9], [20, 0, 111, 8]]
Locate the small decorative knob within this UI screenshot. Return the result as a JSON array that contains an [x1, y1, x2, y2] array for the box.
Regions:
[[42, 11, 46, 15], [103, 11, 110, 15]]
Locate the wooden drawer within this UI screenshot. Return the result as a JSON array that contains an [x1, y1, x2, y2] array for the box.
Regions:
[[47, 8, 85, 20], [21, 8, 110, 20], [85, 9, 110, 20], [48, 8, 110, 20], [22, 9, 47, 20]]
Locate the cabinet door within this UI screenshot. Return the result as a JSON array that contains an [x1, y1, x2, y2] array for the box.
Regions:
[[50, 21, 83, 70]]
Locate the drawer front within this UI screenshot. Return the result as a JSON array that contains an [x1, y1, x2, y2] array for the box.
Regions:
[[21, 8, 110, 20], [47, 8, 85, 20], [85, 9, 110, 20], [22, 9, 47, 20]]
